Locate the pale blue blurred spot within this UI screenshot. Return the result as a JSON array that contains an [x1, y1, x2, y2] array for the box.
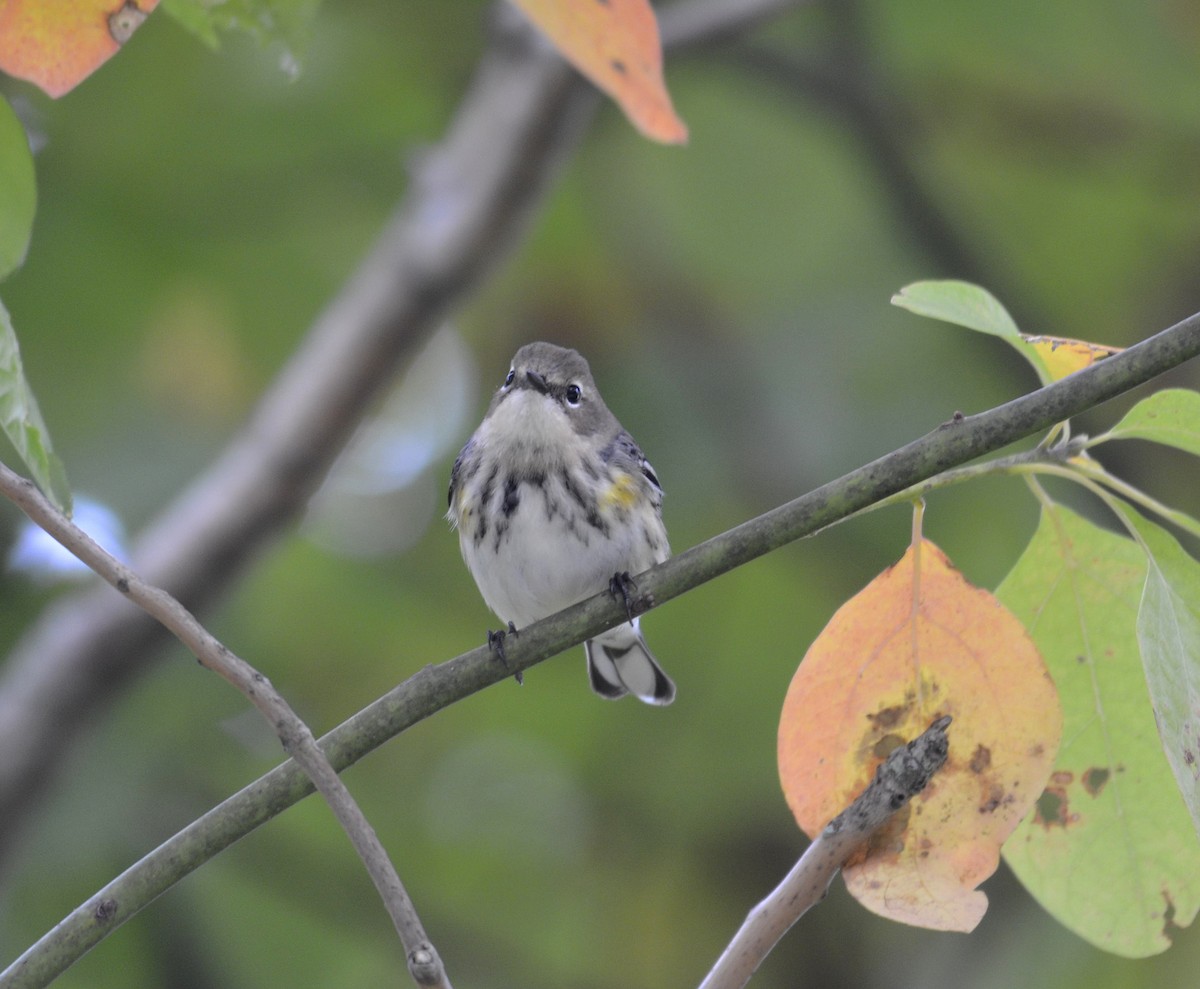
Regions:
[[8, 496, 130, 584], [304, 324, 478, 557]]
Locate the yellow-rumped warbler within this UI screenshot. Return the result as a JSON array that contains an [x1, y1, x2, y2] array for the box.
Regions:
[[447, 342, 675, 705]]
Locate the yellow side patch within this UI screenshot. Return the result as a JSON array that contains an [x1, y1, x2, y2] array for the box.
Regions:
[[451, 487, 472, 528], [599, 471, 641, 512]]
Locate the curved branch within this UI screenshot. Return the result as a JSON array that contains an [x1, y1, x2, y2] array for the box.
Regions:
[[7, 309, 1198, 988], [0, 465, 451, 988]]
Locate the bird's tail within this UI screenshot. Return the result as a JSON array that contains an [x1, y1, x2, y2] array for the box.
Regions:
[[584, 621, 675, 705]]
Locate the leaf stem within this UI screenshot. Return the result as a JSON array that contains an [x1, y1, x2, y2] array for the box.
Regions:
[[1065, 458, 1200, 540]]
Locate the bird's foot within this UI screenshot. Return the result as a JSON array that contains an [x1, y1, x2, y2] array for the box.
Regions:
[[486, 622, 523, 685], [609, 571, 648, 625]]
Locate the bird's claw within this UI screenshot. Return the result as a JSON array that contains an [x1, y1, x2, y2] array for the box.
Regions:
[[609, 571, 641, 625], [487, 623, 523, 685]]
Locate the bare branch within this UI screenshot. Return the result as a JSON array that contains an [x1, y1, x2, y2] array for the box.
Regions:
[[0, 464, 452, 989], [698, 717, 952, 989]]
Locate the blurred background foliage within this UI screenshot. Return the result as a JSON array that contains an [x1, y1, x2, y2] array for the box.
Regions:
[[2, 0, 1200, 986]]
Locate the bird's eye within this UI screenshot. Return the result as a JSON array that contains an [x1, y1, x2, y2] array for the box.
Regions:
[[565, 383, 582, 406], [503, 368, 516, 388]]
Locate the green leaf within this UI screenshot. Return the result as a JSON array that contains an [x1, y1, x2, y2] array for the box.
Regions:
[[0, 96, 36, 280], [891, 280, 1053, 385], [1116, 502, 1200, 837], [892, 280, 1021, 338], [162, 0, 322, 75], [1098, 388, 1200, 457], [0, 296, 71, 514], [997, 502, 1200, 957]]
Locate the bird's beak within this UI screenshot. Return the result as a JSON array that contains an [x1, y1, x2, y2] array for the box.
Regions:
[[525, 369, 550, 394]]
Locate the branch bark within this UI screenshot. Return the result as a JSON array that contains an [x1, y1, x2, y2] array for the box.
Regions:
[[0, 0, 807, 865], [698, 717, 952, 989], [6, 308, 1198, 987]]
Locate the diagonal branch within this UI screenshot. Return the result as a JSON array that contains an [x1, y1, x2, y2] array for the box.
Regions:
[[6, 307, 1198, 988], [0, 0, 809, 863]]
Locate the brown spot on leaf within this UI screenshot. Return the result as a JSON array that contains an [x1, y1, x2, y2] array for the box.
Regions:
[[978, 783, 1005, 814], [1162, 890, 1183, 943], [1033, 787, 1076, 829], [610, 58, 627, 75], [969, 744, 992, 774], [1082, 766, 1110, 797], [1051, 770, 1074, 786], [868, 704, 906, 729]]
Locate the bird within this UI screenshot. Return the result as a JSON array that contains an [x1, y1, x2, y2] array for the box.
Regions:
[[447, 342, 676, 704]]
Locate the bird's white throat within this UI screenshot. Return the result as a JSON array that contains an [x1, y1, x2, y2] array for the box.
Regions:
[[481, 390, 574, 466]]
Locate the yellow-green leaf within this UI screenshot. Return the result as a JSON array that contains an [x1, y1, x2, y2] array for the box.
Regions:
[[1099, 389, 1200, 458], [1118, 503, 1200, 837], [0, 296, 71, 513], [892, 280, 1021, 340], [998, 502, 1200, 957], [891, 281, 1122, 386]]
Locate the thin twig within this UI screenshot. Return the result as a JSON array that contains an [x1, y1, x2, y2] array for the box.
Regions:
[[5, 306, 1198, 988], [699, 717, 952, 989], [0, 464, 452, 989]]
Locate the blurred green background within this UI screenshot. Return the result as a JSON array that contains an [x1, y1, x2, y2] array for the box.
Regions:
[[2, 1, 1200, 986]]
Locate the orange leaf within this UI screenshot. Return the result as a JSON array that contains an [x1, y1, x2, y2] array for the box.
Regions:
[[0, 0, 158, 99], [1019, 333, 1123, 381], [778, 539, 1061, 931], [510, 0, 687, 144]]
